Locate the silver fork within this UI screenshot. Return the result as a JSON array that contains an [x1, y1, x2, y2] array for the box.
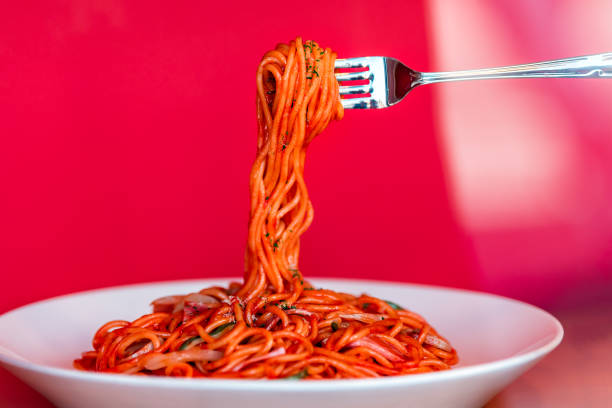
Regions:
[[335, 52, 612, 109]]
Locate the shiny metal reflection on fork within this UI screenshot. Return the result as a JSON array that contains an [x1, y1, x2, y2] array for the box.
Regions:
[[335, 53, 612, 109]]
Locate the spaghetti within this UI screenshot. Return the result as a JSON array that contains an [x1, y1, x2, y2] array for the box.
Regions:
[[74, 38, 458, 379]]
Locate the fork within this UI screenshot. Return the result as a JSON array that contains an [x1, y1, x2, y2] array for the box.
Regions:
[[335, 52, 612, 109]]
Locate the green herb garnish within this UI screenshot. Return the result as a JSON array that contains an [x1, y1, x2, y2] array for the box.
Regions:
[[385, 300, 404, 310], [278, 302, 297, 311], [285, 369, 308, 380], [179, 336, 200, 350], [210, 322, 235, 336], [362, 303, 371, 309], [331, 322, 339, 332]]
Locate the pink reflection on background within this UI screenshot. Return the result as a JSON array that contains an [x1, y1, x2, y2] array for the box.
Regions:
[[429, 0, 612, 305], [429, 1, 612, 405]]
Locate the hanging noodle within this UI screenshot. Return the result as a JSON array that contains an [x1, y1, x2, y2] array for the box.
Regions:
[[74, 38, 458, 379]]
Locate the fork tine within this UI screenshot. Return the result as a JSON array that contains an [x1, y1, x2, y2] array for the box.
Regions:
[[334, 58, 370, 69], [336, 56, 387, 109], [340, 97, 378, 109], [339, 84, 373, 95], [335, 71, 371, 81]]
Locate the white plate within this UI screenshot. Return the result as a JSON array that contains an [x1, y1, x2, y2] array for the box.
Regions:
[[0, 279, 562, 408]]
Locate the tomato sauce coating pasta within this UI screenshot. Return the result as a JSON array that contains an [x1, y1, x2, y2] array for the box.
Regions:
[[74, 38, 458, 379]]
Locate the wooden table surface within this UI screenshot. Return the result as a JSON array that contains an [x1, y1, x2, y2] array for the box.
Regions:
[[2, 298, 611, 408]]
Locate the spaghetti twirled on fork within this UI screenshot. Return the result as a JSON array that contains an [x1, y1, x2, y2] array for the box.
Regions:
[[74, 38, 458, 379]]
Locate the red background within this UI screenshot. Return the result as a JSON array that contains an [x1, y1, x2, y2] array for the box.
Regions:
[[0, 1, 472, 312], [1, 1, 611, 406]]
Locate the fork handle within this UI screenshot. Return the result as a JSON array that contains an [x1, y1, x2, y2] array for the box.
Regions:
[[418, 53, 612, 85]]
